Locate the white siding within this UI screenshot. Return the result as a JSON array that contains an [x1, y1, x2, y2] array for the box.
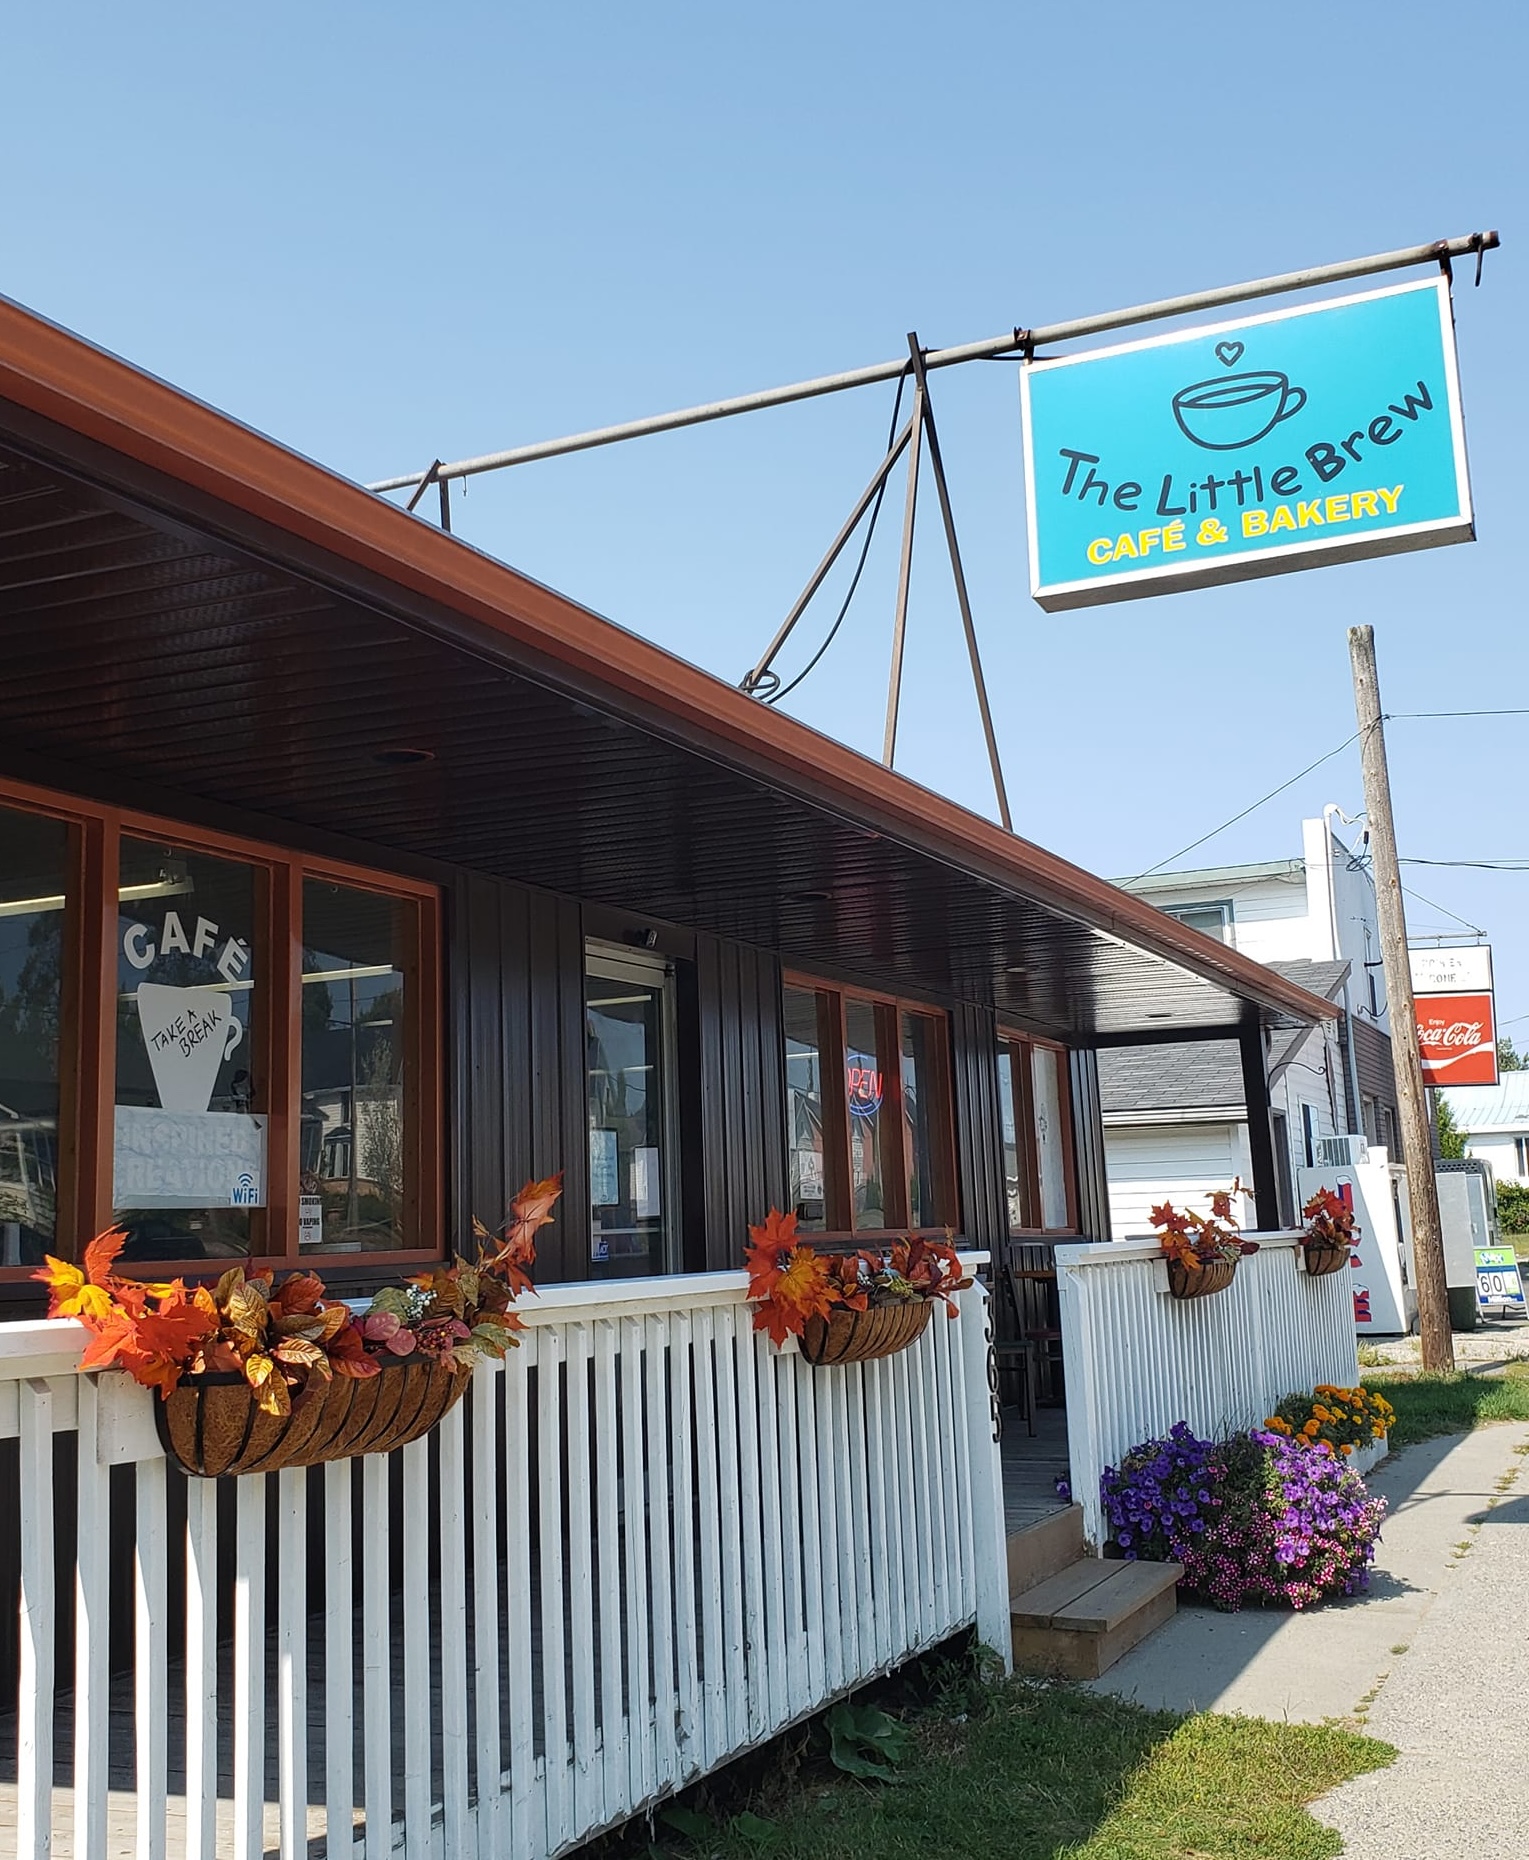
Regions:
[[1467, 1133, 1526, 1186], [1104, 1122, 1242, 1237]]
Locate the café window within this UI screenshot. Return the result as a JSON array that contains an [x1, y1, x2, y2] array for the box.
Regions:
[[996, 1032, 1076, 1234], [783, 978, 956, 1236], [0, 778, 440, 1279]]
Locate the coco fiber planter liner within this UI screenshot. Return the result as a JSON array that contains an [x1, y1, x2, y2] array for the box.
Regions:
[[798, 1299, 932, 1366], [1300, 1242, 1350, 1278], [155, 1356, 471, 1477], [1166, 1258, 1238, 1301]]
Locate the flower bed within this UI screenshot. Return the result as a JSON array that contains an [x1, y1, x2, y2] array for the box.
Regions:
[[1101, 1420, 1387, 1611], [1265, 1384, 1395, 1460]]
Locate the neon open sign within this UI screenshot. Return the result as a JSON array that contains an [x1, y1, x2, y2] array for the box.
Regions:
[[846, 1062, 883, 1118]]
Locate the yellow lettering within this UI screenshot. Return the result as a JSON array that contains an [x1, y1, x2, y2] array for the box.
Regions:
[[1087, 538, 1114, 564], [1325, 495, 1350, 523], [1242, 510, 1269, 537], [1162, 520, 1186, 552], [1377, 485, 1403, 514], [1297, 500, 1325, 528], [1269, 505, 1296, 533], [1113, 532, 1139, 559], [1351, 490, 1379, 519]]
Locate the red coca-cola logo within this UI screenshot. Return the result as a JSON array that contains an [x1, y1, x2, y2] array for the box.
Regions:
[[1418, 1020, 1485, 1050], [1416, 990, 1498, 1086]]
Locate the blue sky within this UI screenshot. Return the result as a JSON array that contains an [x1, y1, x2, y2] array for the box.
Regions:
[[3, 2, 1526, 1032]]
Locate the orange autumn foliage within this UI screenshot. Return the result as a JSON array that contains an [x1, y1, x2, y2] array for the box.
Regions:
[[744, 1209, 973, 1347]]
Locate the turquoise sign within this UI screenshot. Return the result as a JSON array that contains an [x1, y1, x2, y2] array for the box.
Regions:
[[1021, 278, 1473, 611]]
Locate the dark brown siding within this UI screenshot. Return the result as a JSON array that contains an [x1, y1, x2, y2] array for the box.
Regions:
[[1068, 1048, 1112, 1241], [452, 874, 588, 1284], [694, 934, 788, 1272], [1350, 1019, 1399, 1126], [952, 1001, 1006, 1251]]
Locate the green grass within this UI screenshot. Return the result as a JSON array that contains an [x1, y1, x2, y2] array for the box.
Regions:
[[659, 1684, 1392, 1860], [1363, 1369, 1529, 1446]]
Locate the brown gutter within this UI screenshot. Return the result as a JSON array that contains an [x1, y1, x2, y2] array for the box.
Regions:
[[0, 293, 1334, 1028]]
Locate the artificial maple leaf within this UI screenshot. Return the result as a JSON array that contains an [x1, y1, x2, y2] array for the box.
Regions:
[[34, 1256, 116, 1326], [744, 1208, 803, 1301], [502, 1172, 563, 1254], [92, 1302, 217, 1398], [750, 1244, 835, 1347], [82, 1227, 129, 1286]]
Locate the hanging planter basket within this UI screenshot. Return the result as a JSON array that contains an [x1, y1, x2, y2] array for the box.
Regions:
[[1301, 1241, 1351, 1278], [799, 1299, 932, 1366], [1166, 1257, 1239, 1302], [154, 1357, 472, 1478]]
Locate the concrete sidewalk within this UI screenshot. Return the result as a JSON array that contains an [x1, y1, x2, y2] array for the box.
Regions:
[[1089, 1422, 1529, 1727]]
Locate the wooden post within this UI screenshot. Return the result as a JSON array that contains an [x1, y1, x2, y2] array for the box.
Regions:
[[1238, 1023, 1281, 1230], [1348, 625, 1455, 1372]]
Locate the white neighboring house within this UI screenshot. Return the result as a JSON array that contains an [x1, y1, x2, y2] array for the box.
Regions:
[[1441, 1074, 1529, 1186], [1101, 814, 1400, 1234]]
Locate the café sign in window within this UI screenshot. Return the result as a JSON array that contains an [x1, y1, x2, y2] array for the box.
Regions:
[[0, 779, 441, 1282], [113, 841, 266, 1259]]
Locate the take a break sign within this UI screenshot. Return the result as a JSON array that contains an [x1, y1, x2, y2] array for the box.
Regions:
[[1020, 278, 1474, 611]]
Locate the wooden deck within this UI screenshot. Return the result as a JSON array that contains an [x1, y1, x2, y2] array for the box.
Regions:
[[1000, 1403, 1072, 1536]]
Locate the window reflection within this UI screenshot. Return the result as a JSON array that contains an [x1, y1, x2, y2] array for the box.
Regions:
[[784, 986, 826, 1231], [114, 840, 261, 1260], [301, 882, 408, 1252], [0, 806, 68, 1266], [844, 997, 890, 1232]]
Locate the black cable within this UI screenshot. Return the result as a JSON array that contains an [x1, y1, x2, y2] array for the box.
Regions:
[[767, 367, 911, 705], [1125, 731, 1362, 881]]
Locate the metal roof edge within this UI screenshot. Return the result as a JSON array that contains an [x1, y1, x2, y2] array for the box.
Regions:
[[0, 291, 1335, 1031]]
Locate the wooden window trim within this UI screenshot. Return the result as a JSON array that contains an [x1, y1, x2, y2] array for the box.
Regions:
[[0, 773, 443, 1281], [784, 971, 959, 1240], [998, 1028, 1078, 1236]]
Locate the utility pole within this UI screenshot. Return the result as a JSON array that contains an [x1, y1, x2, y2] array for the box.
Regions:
[[1348, 625, 1455, 1373]]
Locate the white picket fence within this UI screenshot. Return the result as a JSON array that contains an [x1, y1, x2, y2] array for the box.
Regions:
[[1, 1267, 1008, 1860], [1056, 1231, 1361, 1547]]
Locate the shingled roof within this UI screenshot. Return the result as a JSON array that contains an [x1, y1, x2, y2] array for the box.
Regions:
[[1098, 960, 1352, 1121]]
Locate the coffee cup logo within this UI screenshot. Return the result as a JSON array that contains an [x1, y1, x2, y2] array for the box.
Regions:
[[1172, 369, 1307, 451], [136, 982, 244, 1114]]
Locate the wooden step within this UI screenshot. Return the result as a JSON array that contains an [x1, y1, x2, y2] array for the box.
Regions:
[[1005, 1503, 1085, 1594], [1010, 1557, 1181, 1681]]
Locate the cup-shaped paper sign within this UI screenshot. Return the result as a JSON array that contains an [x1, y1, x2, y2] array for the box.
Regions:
[[136, 982, 244, 1114]]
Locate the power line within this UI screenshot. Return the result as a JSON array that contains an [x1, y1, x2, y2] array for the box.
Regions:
[[1392, 708, 1529, 720], [1401, 858, 1529, 870], [1126, 732, 1360, 881]]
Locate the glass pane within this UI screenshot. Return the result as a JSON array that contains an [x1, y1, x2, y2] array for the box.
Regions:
[[844, 997, 891, 1232], [301, 881, 409, 1253], [114, 840, 263, 1260], [784, 986, 826, 1231], [996, 1041, 1023, 1233], [587, 964, 668, 1277], [1032, 1044, 1070, 1230], [900, 1011, 945, 1228], [0, 805, 68, 1266]]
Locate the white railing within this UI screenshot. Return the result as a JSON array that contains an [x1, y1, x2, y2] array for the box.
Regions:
[[1056, 1232, 1360, 1548], [2, 1266, 1008, 1860]]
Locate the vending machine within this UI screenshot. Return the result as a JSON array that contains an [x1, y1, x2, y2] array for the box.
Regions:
[[1297, 1143, 1417, 1336]]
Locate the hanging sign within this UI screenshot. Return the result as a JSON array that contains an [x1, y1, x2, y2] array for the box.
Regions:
[[1410, 945, 1497, 1087], [1021, 277, 1473, 611], [1416, 992, 1498, 1087], [1409, 945, 1492, 996]]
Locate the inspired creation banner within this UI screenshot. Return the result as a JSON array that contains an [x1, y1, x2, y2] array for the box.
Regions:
[[1021, 277, 1473, 611]]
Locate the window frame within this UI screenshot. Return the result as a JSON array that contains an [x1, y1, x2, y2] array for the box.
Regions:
[[0, 773, 442, 1281], [782, 972, 959, 1241], [996, 1028, 1078, 1236], [1160, 899, 1234, 944]]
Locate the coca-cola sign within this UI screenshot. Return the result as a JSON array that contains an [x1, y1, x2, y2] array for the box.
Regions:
[[1416, 990, 1498, 1087]]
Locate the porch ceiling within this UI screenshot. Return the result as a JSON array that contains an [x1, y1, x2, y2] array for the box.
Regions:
[[0, 299, 1336, 1043]]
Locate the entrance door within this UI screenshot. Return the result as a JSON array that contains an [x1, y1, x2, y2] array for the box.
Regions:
[[585, 943, 680, 1278]]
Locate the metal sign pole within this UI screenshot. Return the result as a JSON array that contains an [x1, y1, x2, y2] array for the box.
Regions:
[[905, 335, 1013, 831], [883, 376, 925, 767]]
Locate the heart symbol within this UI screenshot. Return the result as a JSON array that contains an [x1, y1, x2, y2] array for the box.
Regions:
[[1215, 341, 1245, 368]]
